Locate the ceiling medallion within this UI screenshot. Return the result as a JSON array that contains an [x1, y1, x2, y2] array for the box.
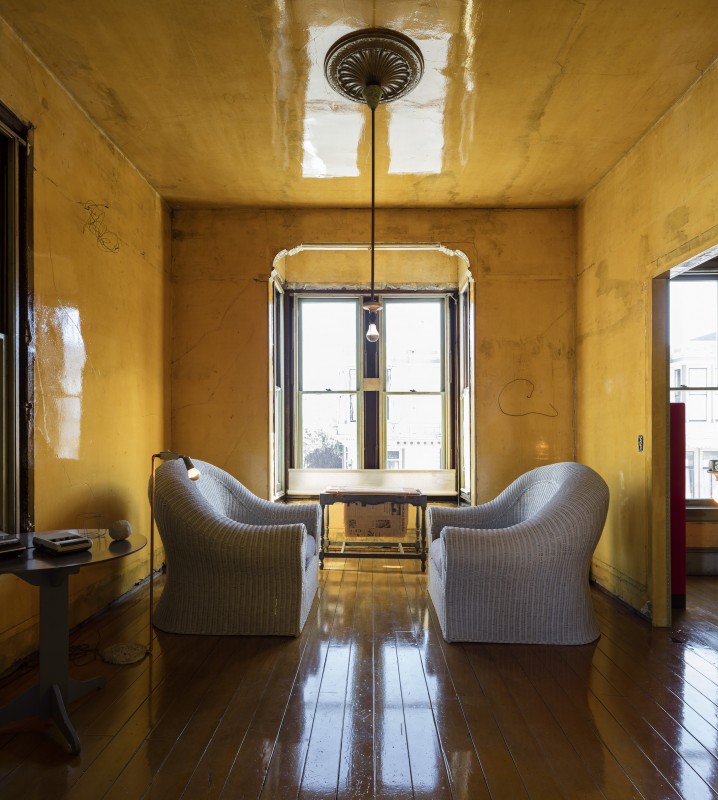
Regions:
[[324, 28, 424, 104]]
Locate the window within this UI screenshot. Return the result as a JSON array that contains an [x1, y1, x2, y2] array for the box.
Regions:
[[269, 245, 474, 500], [269, 274, 285, 498], [687, 391, 708, 422], [292, 293, 452, 473], [384, 299, 446, 470], [669, 278, 718, 500], [296, 298, 360, 469], [0, 105, 31, 533], [686, 451, 695, 498], [457, 272, 475, 502]]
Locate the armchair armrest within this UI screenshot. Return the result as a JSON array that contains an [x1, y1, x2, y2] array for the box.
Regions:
[[168, 514, 310, 577], [244, 503, 322, 540], [439, 514, 596, 575], [427, 502, 509, 540]]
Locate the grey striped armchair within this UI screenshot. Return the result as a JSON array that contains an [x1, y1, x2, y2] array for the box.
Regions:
[[151, 459, 320, 636], [427, 462, 609, 644]]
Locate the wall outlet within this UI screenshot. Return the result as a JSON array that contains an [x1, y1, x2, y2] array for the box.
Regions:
[[638, 434, 644, 452]]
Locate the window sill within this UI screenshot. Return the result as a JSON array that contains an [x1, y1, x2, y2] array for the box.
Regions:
[[686, 504, 718, 522], [287, 468, 457, 497]]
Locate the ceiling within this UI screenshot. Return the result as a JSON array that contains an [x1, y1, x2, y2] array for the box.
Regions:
[[1, 0, 718, 209]]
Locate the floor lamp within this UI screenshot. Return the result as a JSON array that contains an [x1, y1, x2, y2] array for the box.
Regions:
[[148, 451, 200, 653]]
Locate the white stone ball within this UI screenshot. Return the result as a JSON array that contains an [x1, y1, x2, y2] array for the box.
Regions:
[[109, 519, 132, 541]]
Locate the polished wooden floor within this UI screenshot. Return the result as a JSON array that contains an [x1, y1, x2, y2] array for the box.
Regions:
[[1, 561, 718, 799]]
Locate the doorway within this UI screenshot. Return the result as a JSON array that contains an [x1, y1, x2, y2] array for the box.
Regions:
[[666, 252, 718, 612]]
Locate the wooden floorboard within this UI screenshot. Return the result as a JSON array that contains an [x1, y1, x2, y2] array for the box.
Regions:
[[1, 567, 718, 798], [372, 562, 414, 799]]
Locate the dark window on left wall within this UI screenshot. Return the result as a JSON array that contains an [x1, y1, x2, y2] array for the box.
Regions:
[[0, 102, 32, 533]]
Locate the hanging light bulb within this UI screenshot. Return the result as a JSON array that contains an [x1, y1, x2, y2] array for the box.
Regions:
[[366, 312, 380, 342]]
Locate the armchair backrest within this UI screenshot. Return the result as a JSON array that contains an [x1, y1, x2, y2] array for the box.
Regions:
[[154, 459, 300, 529], [498, 477, 563, 526], [151, 458, 219, 535], [151, 459, 244, 527], [194, 460, 243, 517], [192, 460, 254, 521], [497, 462, 608, 539]]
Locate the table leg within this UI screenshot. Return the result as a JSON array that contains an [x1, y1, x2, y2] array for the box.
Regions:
[[50, 685, 80, 754], [0, 570, 104, 753]]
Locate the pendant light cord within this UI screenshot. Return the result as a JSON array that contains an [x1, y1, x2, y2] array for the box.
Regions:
[[370, 103, 376, 303]]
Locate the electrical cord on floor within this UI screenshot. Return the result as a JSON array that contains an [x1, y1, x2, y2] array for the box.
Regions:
[[0, 653, 38, 688], [69, 630, 102, 666], [2, 630, 104, 680]]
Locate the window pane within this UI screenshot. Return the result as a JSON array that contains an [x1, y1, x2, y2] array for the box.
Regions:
[[460, 387, 471, 493], [687, 392, 708, 421], [301, 393, 358, 469], [699, 450, 718, 501], [384, 300, 442, 392], [385, 394, 443, 469], [670, 281, 718, 382], [674, 390, 718, 499], [273, 386, 284, 494], [686, 451, 695, 499], [300, 300, 357, 390]]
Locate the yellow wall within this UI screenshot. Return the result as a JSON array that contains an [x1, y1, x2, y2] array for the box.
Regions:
[[578, 59, 718, 621], [171, 208, 576, 502], [0, 20, 170, 672]]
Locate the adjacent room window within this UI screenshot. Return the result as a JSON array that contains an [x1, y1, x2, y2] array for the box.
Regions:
[[293, 293, 451, 471], [670, 277, 718, 500]]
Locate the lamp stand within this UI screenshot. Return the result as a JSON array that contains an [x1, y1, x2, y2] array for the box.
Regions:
[[149, 453, 158, 653]]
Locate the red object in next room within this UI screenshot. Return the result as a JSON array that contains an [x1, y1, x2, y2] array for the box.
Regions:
[[670, 403, 686, 609]]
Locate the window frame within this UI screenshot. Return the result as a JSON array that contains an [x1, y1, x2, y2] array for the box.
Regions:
[[268, 271, 286, 499], [286, 289, 457, 490], [294, 295, 363, 469], [0, 103, 32, 534], [380, 294, 451, 471], [669, 273, 718, 505]]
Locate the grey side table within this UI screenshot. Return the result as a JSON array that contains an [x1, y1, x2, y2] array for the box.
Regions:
[[0, 531, 146, 753]]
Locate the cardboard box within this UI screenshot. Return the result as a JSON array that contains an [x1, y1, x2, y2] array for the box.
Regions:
[[344, 501, 408, 539]]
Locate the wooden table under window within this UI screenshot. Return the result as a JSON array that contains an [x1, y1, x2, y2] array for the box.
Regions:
[[319, 488, 427, 571]]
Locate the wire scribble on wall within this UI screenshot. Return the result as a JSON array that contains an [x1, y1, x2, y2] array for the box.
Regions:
[[80, 202, 120, 253], [498, 378, 558, 418]]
